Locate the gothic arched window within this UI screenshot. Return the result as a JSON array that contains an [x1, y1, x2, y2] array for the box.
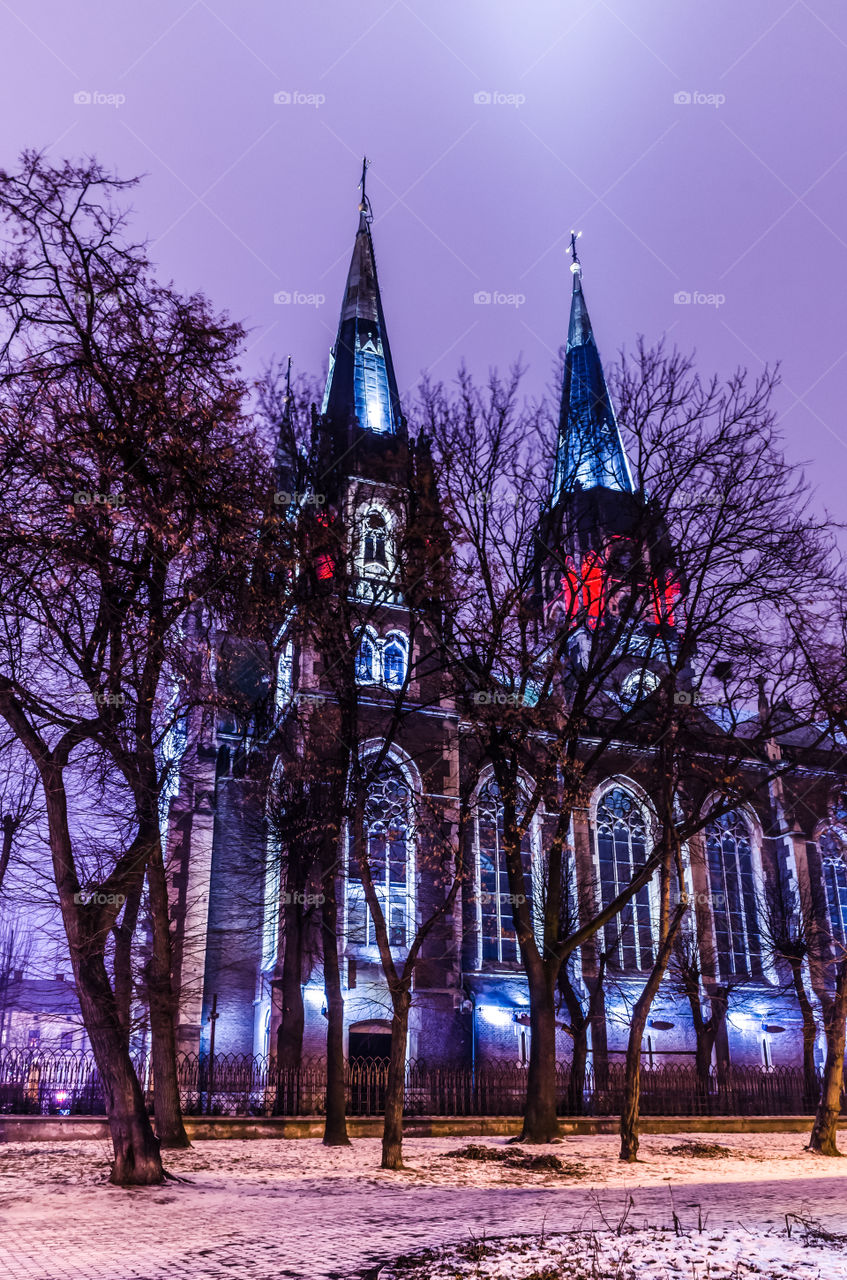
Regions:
[[475, 779, 533, 965], [706, 809, 762, 980], [355, 631, 376, 683], [596, 786, 654, 972], [820, 829, 847, 947], [382, 631, 407, 688], [348, 768, 412, 948]]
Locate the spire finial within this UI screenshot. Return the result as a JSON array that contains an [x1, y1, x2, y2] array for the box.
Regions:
[[568, 229, 582, 276], [283, 354, 292, 418], [358, 156, 372, 225]]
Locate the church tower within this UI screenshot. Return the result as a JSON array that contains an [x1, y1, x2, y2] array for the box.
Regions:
[[317, 159, 409, 506], [537, 237, 678, 648], [266, 163, 461, 1070], [551, 235, 633, 505]]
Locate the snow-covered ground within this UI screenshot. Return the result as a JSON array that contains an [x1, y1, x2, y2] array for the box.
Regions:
[[1, 1131, 846, 1278]]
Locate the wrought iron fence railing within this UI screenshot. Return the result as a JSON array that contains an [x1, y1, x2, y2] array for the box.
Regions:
[[0, 1047, 831, 1119]]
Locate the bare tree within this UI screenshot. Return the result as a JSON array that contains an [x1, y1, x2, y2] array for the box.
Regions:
[[0, 914, 34, 1047], [789, 605, 847, 1154], [420, 345, 836, 1153], [0, 153, 261, 1182], [758, 872, 823, 1110], [668, 931, 733, 1090], [0, 736, 38, 897]]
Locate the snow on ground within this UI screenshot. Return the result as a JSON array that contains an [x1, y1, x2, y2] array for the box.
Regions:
[[378, 1224, 847, 1279], [0, 1131, 846, 1278]]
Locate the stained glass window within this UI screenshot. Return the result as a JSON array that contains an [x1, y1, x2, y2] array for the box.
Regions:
[[354, 342, 394, 434], [820, 829, 847, 946], [355, 633, 376, 683], [706, 809, 762, 980], [348, 770, 411, 948], [596, 786, 654, 971], [382, 632, 407, 688], [476, 780, 533, 965]]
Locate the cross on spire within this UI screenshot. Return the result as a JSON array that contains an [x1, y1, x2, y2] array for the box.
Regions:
[[358, 155, 372, 225], [568, 229, 582, 274], [283, 354, 292, 420]]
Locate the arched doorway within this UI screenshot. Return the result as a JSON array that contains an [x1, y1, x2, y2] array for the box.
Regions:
[[348, 1020, 392, 1114]]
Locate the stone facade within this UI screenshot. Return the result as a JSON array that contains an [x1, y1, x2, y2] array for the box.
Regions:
[[166, 197, 847, 1084]]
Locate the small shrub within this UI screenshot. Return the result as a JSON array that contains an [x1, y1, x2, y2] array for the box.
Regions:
[[445, 1144, 586, 1178], [666, 1141, 734, 1158]]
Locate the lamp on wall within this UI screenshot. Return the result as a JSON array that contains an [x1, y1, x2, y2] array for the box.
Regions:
[[478, 1005, 514, 1028]]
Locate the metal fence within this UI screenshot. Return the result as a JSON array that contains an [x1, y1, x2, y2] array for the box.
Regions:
[[0, 1047, 832, 1119]]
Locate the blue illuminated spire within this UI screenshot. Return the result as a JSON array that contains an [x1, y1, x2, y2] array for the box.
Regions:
[[552, 235, 634, 503], [321, 159, 401, 436]]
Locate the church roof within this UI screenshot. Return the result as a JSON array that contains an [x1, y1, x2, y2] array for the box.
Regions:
[[321, 162, 402, 437], [552, 244, 634, 502]]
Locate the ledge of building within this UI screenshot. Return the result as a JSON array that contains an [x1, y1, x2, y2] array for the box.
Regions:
[[0, 1113, 840, 1142]]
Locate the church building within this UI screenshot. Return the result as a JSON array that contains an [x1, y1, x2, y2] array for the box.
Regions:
[[164, 177, 847, 1086]]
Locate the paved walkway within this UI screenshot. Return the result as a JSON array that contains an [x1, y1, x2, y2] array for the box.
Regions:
[[1, 1134, 846, 1279]]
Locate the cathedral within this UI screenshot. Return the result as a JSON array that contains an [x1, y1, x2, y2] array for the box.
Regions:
[[164, 180, 847, 1085]]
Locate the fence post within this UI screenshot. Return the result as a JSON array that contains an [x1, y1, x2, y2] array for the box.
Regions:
[[205, 994, 219, 1117]]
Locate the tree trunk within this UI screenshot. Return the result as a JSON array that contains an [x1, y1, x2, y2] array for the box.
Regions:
[[694, 1030, 715, 1098], [568, 1021, 588, 1115], [146, 828, 190, 1149], [620, 902, 687, 1162], [520, 966, 560, 1143], [41, 765, 164, 1185], [112, 878, 143, 1043], [276, 899, 305, 1070], [381, 993, 410, 1170], [809, 960, 847, 1155], [558, 960, 604, 1117], [321, 867, 349, 1146], [680, 979, 717, 1101], [712, 994, 731, 1086], [0, 813, 15, 895], [791, 963, 820, 1113], [77, 953, 164, 1185]]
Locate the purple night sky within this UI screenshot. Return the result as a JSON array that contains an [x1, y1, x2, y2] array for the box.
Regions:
[[1, 1, 845, 515]]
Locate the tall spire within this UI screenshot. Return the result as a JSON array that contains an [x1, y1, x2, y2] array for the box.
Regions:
[[321, 158, 402, 437], [552, 235, 634, 503]]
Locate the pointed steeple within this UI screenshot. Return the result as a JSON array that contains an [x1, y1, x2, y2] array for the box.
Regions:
[[321, 159, 402, 437], [552, 236, 634, 503]]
